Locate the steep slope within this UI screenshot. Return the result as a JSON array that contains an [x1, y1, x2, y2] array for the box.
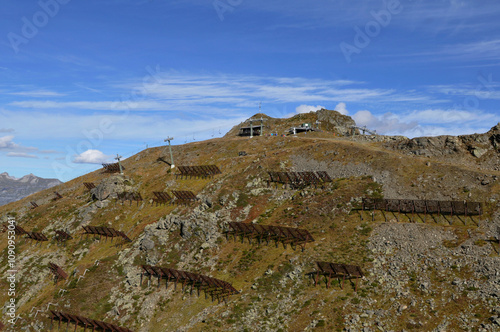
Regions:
[[0, 173, 62, 206], [0, 114, 499, 332]]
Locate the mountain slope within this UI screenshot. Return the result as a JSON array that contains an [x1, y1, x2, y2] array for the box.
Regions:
[[0, 111, 499, 331]]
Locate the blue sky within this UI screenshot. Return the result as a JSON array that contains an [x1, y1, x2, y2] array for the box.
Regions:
[[0, 0, 499, 181]]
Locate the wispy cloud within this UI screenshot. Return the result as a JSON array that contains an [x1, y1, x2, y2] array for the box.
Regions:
[[73, 83, 105, 94], [428, 82, 500, 100], [9, 90, 66, 97], [40, 149, 61, 154], [127, 74, 395, 104], [9, 100, 170, 111], [397, 1, 500, 32], [7, 152, 38, 159], [9, 74, 442, 113], [382, 39, 500, 63], [0, 110, 246, 141], [202, 0, 500, 35]]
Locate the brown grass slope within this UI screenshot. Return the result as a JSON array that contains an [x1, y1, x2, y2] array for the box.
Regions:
[[0, 119, 499, 331]]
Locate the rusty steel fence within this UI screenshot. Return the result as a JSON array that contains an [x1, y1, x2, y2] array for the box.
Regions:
[[175, 165, 222, 179], [358, 198, 482, 216], [102, 163, 124, 173], [83, 182, 96, 190], [309, 261, 364, 292], [140, 265, 239, 303], [48, 263, 68, 284], [225, 222, 314, 251], [267, 171, 332, 189], [54, 230, 73, 243], [49, 311, 134, 332], [117, 192, 143, 206], [82, 226, 131, 243], [152, 192, 172, 206]]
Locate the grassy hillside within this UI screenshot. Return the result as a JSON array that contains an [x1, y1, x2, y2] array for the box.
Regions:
[[1, 119, 499, 331]]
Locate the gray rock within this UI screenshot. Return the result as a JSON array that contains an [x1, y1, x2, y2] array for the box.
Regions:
[[472, 148, 488, 158], [140, 238, 155, 251], [91, 175, 132, 201], [95, 200, 110, 209], [180, 222, 191, 239]]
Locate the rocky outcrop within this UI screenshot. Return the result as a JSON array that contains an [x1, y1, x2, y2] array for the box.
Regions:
[[384, 123, 500, 171], [90, 175, 134, 201], [462, 123, 500, 157], [387, 123, 500, 159], [316, 108, 357, 136]]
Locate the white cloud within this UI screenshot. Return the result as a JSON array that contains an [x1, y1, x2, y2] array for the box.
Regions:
[[352, 111, 418, 135], [295, 104, 325, 114], [0, 135, 38, 152], [334, 102, 348, 115], [7, 152, 38, 159], [290, 102, 496, 138], [0, 135, 16, 149], [327, 103, 416, 135], [73, 150, 113, 164], [352, 110, 376, 127], [351, 108, 493, 137], [0, 128, 14, 133]]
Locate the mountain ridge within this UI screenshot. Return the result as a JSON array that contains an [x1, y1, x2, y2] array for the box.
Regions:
[[0, 172, 62, 206]]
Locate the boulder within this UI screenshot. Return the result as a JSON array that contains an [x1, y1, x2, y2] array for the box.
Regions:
[[91, 175, 133, 201]]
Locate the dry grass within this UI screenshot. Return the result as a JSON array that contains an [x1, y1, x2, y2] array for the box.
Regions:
[[0, 131, 498, 330]]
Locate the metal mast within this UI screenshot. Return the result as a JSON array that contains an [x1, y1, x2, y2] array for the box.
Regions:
[[115, 154, 124, 175], [164, 137, 175, 168]]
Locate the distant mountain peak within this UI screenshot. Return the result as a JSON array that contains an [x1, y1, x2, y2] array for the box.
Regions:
[[0, 172, 18, 180], [20, 173, 36, 178], [0, 172, 62, 206], [19, 173, 39, 183]]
